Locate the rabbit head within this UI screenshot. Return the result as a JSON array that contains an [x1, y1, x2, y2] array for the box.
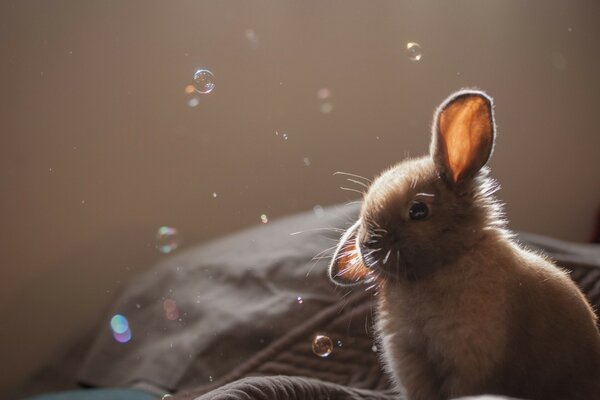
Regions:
[[329, 89, 504, 284]]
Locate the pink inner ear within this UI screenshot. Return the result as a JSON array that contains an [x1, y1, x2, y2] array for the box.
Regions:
[[439, 96, 493, 182], [333, 241, 369, 283]]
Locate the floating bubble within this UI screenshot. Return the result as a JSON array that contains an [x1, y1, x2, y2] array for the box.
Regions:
[[297, 296, 303, 304], [113, 329, 132, 343], [156, 226, 180, 254], [317, 88, 331, 100], [193, 69, 215, 94], [184, 84, 196, 95], [135, 303, 141, 309], [245, 29, 260, 48], [337, 340, 343, 347], [312, 334, 334, 357], [303, 157, 311, 167], [212, 192, 218, 198], [209, 376, 214, 382], [260, 214, 269, 224], [405, 42, 422, 62], [110, 314, 129, 334], [187, 96, 200, 108], [320, 102, 333, 114]]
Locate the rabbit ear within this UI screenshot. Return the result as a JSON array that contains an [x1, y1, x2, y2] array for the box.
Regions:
[[328, 220, 369, 286], [430, 90, 495, 183]]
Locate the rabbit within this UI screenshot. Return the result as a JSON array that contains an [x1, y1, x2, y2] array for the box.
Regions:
[[328, 89, 600, 400]]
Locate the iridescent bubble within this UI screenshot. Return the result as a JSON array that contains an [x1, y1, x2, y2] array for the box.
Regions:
[[156, 226, 180, 254], [260, 214, 268, 224], [405, 42, 423, 62], [193, 69, 215, 94], [113, 329, 132, 343], [110, 314, 129, 334], [312, 334, 333, 357]]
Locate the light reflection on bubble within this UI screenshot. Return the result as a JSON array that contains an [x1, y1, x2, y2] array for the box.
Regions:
[[406, 42, 423, 62], [187, 96, 200, 108], [156, 226, 180, 254], [113, 329, 132, 343], [212, 192, 218, 198], [193, 69, 215, 94], [110, 314, 129, 334], [312, 334, 333, 357], [260, 214, 268, 224], [337, 340, 343, 347], [297, 296, 303, 304], [184, 85, 195, 95], [161, 394, 174, 400]]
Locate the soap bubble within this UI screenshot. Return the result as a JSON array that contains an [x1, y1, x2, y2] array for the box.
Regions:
[[317, 88, 331, 100], [212, 192, 218, 198], [405, 42, 422, 62], [110, 314, 129, 334], [113, 329, 132, 343], [260, 214, 268, 224], [187, 96, 200, 108], [156, 227, 180, 254], [110, 314, 132, 343], [193, 69, 215, 94], [312, 334, 333, 357]]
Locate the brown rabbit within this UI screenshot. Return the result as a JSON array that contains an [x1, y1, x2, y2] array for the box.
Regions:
[[328, 90, 600, 400]]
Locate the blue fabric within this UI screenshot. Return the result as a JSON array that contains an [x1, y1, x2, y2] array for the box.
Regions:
[[26, 388, 159, 400]]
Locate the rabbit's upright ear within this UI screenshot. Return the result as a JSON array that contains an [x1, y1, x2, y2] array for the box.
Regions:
[[328, 220, 369, 286], [430, 90, 495, 184]]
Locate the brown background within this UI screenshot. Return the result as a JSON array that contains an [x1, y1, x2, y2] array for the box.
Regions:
[[1, 0, 599, 394]]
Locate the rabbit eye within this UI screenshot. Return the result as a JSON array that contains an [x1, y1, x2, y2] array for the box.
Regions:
[[409, 202, 429, 220]]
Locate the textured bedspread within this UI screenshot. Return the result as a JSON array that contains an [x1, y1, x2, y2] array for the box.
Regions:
[[14, 203, 600, 400]]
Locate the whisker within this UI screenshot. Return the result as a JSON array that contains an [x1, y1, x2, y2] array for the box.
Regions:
[[333, 171, 372, 183], [383, 249, 391, 265], [340, 186, 365, 196], [290, 227, 345, 236], [346, 178, 370, 190]]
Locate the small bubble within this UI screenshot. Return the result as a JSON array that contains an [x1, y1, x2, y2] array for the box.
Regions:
[[49, 168, 53, 173], [245, 29, 260, 48], [113, 330, 132, 343], [163, 298, 177, 312], [313, 205, 324, 217], [110, 314, 129, 334], [303, 157, 311, 167], [212, 192, 218, 198], [283, 133, 288, 140], [372, 345, 378, 352], [405, 42, 423, 62], [337, 340, 343, 347], [320, 102, 333, 114], [260, 214, 268, 224], [156, 226, 181, 254], [192, 69, 215, 94], [317, 88, 331, 100], [135, 304, 141, 309], [187, 96, 200, 108], [312, 334, 333, 357], [209, 376, 214, 382], [81, 200, 85, 204], [297, 296, 303, 304], [184, 84, 196, 94]]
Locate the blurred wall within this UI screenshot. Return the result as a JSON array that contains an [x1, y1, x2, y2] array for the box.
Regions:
[[1, 0, 599, 394]]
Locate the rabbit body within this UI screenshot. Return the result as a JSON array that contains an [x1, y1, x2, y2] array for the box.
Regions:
[[329, 90, 600, 400]]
